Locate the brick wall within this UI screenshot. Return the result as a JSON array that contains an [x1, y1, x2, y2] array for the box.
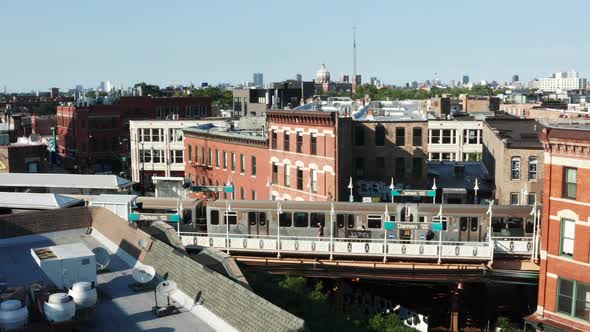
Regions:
[[0, 206, 92, 238]]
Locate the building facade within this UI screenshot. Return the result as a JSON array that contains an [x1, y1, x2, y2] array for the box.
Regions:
[[56, 96, 211, 174], [130, 119, 228, 189], [482, 119, 544, 205], [526, 126, 590, 331], [428, 120, 483, 162], [0, 143, 48, 173], [344, 118, 429, 200], [537, 71, 587, 92], [461, 95, 500, 113], [184, 126, 269, 201], [267, 111, 339, 201]]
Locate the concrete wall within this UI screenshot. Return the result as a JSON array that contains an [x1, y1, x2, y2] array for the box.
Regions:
[[0, 206, 92, 239]]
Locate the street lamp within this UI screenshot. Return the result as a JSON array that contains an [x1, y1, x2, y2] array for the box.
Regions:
[[276, 201, 282, 259], [225, 201, 232, 254], [383, 204, 389, 263], [473, 178, 479, 204], [347, 177, 353, 202], [431, 178, 437, 204], [329, 203, 335, 261], [389, 177, 394, 204]]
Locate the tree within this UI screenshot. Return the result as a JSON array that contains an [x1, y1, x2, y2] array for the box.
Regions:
[[368, 313, 414, 332], [134, 82, 162, 97], [32, 102, 57, 116]]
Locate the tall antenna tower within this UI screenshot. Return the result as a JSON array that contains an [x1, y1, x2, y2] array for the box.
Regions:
[[353, 25, 357, 82]]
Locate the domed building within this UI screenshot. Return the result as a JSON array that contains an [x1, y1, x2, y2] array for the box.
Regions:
[[315, 64, 331, 84]]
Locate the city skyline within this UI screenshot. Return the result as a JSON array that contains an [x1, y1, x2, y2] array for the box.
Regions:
[[1, 0, 589, 91]]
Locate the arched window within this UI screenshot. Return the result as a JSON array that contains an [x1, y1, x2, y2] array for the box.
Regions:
[[375, 124, 385, 146]]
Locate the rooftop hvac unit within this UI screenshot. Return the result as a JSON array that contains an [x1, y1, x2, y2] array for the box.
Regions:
[[0, 299, 28, 330], [31, 243, 97, 289]]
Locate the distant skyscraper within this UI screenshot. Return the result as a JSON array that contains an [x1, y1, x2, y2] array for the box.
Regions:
[[462, 75, 470, 85], [341, 75, 350, 83], [512, 74, 519, 83], [253, 73, 263, 87], [296, 74, 302, 81]]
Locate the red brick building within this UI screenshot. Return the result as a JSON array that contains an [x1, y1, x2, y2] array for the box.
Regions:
[[0, 143, 48, 173], [268, 111, 339, 201], [526, 126, 590, 331], [183, 126, 269, 201], [56, 96, 211, 173]]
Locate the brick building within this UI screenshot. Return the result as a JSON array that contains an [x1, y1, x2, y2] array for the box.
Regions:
[[184, 125, 269, 201], [461, 95, 500, 113], [526, 126, 590, 331], [268, 110, 339, 201], [0, 143, 48, 173], [482, 118, 544, 205], [57, 96, 211, 173]]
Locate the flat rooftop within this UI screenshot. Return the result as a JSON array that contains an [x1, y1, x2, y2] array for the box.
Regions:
[[0, 229, 215, 332], [485, 118, 543, 149], [0, 173, 133, 190]]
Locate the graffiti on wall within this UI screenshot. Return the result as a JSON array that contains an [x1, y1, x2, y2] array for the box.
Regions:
[[356, 180, 391, 201]]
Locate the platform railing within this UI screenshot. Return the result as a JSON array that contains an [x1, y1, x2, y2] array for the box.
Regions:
[[176, 232, 533, 262]]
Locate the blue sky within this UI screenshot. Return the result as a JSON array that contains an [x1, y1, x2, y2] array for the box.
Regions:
[[1, 0, 588, 91]]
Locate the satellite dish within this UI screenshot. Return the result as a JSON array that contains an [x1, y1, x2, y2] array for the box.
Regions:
[[156, 280, 177, 297], [138, 239, 149, 250], [92, 247, 110, 271], [132, 265, 156, 284]]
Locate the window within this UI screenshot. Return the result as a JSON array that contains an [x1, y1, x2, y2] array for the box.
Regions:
[[528, 156, 538, 180], [310, 133, 317, 155], [511, 157, 521, 180], [395, 158, 405, 178], [152, 128, 162, 142], [294, 212, 309, 227], [367, 215, 382, 229], [297, 167, 303, 190], [169, 128, 182, 142], [231, 152, 236, 171], [375, 125, 385, 146], [527, 194, 536, 205], [354, 126, 364, 146], [376, 157, 385, 171], [464, 129, 478, 144], [141, 129, 151, 142], [510, 193, 519, 205], [355, 158, 364, 177], [311, 213, 325, 227], [284, 131, 290, 151], [251, 190, 257, 200], [202, 147, 206, 164], [152, 150, 162, 163], [224, 211, 237, 225], [169, 150, 184, 164], [442, 129, 452, 144], [279, 212, 292, 227], [251, 156, 257, 176], [296, 132, 303, 153], [560, 218, 575, 257], [412, 158, 422, 177], [141, 149, 152, 163], [188, 145, 192, 162], [284, 165, 290, 187], [240, 187, 244, 200], [208, 148, 212, 166], [337, 214, 354, 228], [395, 127, 405, 146], [431, 129, 441, 144], [210, 210, 219, 225], [564, 167, 577, 199], [272, 163, 278, 184], [223, 151, 227, 169], [310, 169, 318, 193], [412, 127, 422, 146], [240, 154, 245, 173], [215, 149, 219, 167], [271, 130, 277, 149], [194, 145, 199, 163], [557, 278, 590, 322]]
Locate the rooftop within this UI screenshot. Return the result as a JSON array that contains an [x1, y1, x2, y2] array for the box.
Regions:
[[0, 173, 133, 190], [0, 206, 305, 332], [427, 162, 492, 193], [0, 192, 83, 210], [183, 124, 266, 143], [89, 194, 137, 205], [485, 118, 543, 149]]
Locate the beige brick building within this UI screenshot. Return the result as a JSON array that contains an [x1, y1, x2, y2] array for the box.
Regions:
[[482, 118, 544, 205]]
